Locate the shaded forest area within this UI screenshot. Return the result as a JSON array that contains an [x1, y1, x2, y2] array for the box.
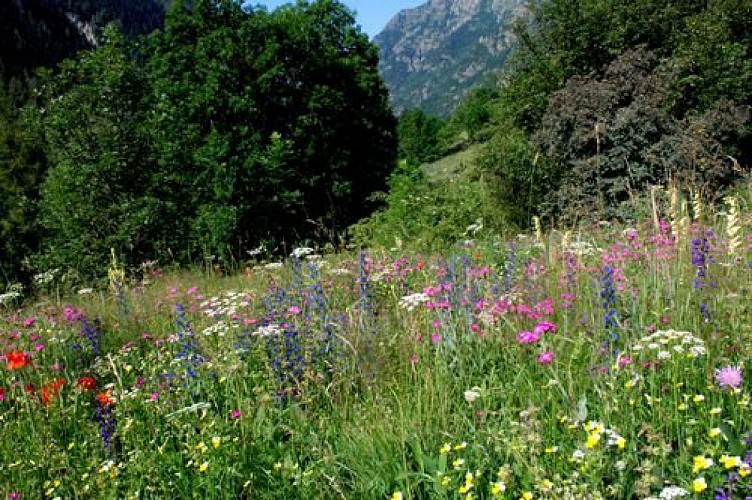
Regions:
[[0, 0, 396, 285]]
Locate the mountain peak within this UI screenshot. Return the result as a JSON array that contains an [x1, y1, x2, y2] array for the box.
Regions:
[[375, 0, 527, 116]]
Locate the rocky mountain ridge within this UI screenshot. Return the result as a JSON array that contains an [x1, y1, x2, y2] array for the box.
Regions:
[[374, 0, 527, 116]]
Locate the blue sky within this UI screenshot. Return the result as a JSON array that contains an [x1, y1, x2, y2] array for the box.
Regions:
[[249, 1, 426, 38]]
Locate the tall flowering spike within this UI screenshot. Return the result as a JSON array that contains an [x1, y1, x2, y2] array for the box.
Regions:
[[600, 266, 619, 355], [690, 234, 714, 324], [174, 303, 205, 379], [691, 236, 709, 288], [725, 196, 742, 259], [357, 251, 375, 334], [80, 318, 102, 358], [94, 397, 119, 457], [501, 242, 518, 293], [108, 248, 128, 316]]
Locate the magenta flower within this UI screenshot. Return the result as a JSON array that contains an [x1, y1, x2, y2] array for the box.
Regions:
[[715, 366, 743, 389], [430, 333, 442, 344], [517, 330, 542, 344], [230, 409, 242, 419], [23, 317, 36, 327], [538, 351, 555, 364], [533, 321, 557, 335], [287, 305, 302, 315]]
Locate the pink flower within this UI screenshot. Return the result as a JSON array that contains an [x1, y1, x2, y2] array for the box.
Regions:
[[533, 321, 557, 336], [517, 330, 542, 344], [430, 333, 442, 344], [410, 353, 419, 366], [538, 351, 554, 364], [23, 317, 36, 327], [150, 392, 159, 401], [230, 409, 242, 419], [618, 356, 633, 366], [186, 287, 199, 295], [715, 366, 743, 389], [287, 306, 301, 315]]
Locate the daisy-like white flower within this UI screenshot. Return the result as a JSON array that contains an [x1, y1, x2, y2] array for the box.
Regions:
[[715, 366, 743, 389]]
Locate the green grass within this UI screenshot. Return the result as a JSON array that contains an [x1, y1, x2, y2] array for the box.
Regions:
[[1, 205, 751, 499]]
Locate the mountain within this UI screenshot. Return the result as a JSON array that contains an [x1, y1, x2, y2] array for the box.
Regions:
[[374, 0, 527, 116], [0, 0, 167, 82]]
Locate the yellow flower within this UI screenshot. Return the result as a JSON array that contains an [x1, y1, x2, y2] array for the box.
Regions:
[[521, 492, 533, 500], [199, 461, 209, 473], [708, 428, 722, 438], [693, 394, 705, 403], [390, 492, 404, 500], [720, 455, 742, 469], [441, 476, 451, 487], [615, 436, 626, 450], [692, 456, 714, 473], [692, 477, 707, 493], [740, 464, 751, 477], [490, 481, 507, 496], [678, 403, 687, 411], [212, 436, 221, 449], [440, 443, 452, 454], [709, 407, 722, 415], [585, 421, 604, 434], [195, 441, 208, 454], [586, 433, 601, 449], [453, 458, 465, 470], [454, 442, 468, 451], [544, 446, 558, 453]]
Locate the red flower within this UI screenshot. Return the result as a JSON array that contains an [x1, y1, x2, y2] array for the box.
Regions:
[[96, 390, 115, 407], [0, 387, 5, 401], [76, 376, 97, 391], [40, 378, 65, 407], [4, 351, 30, 370]]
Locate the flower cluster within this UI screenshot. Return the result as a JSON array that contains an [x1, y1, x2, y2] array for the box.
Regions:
[[398, 292, 430, 311], [630, 329, 707, 360]]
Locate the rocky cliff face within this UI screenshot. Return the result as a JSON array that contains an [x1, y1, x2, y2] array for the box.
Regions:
[[374, 0, 527, 116]]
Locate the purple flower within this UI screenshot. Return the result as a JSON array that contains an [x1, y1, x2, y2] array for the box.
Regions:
[[538, 351, 555, 364], [533, 321, 557, 335], [716, 366, 743, 389], [517, 330, 542, 344]]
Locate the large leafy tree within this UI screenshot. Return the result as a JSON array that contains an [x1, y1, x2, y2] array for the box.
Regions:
[[149, 0, 396, 257], [34, 0, 396, 275], [36, 27, 166, 276]]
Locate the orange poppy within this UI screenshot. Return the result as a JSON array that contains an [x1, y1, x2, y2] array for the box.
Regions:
[[40, 378, 66, 407], [5, 351, 30, 370], [76, 376, 97, 391], [96, 390, 115, 407]]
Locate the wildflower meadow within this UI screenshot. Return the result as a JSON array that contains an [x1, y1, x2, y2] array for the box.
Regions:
[[1, 194, 751, 499]]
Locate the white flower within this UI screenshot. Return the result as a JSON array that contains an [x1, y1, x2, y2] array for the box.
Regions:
[[657, 351, 672, 360], [255, 324, 283, 337], [398, 292, 430, 311], [658, 485, 689, 499], [464, 387, 481, 403], [263, 262, 284, 270], [0, 291, 21, 306], [77, 288, 94, 295], [290, 247, 314, 259], [329, 268, 351, 276]]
